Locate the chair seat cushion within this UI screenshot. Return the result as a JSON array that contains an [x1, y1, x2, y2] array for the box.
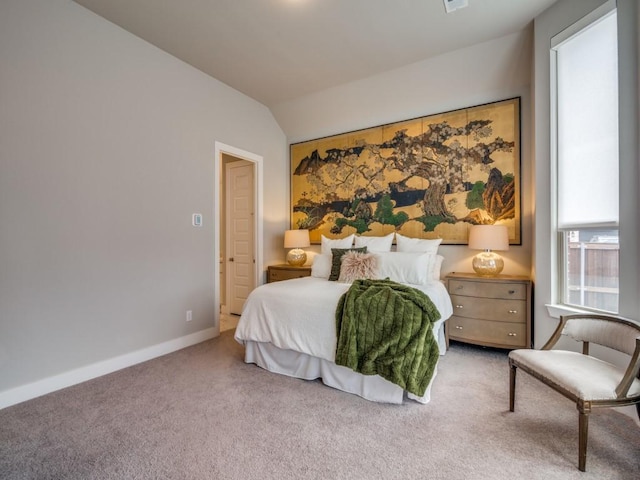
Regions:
[[509, 349, 640, 401]]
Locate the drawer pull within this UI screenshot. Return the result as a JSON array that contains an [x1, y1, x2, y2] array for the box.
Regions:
[[508, 333, 517, 337], [455, 285, 464, 291], [508, 310, 518, 314], [455, 325, 463, 330], [508, 290, 516, 294], [455, 304, 464, 309]]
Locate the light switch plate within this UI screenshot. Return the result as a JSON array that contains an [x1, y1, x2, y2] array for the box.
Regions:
[[444, 0, 468, 13]]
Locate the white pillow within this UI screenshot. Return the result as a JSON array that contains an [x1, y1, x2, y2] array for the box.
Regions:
[[311, 253, 332, 279], [321, 234, 355, 254], [354, 232, 395, 252], [375, 252, 429, 285], [427, 254, 445, 281], [395, 233, 442, 254]]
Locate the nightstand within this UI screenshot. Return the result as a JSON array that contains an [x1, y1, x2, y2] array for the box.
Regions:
[[267, 264, 312, 283], [445, 272, 532, 349]]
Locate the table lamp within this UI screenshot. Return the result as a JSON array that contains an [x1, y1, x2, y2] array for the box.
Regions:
[[468, 225, 509, 276], [284, 229, 310, 266]]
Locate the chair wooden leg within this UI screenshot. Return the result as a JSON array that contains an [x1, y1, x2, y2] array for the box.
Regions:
[[509, 363, 516, 412], [578, 409, 589, 472]]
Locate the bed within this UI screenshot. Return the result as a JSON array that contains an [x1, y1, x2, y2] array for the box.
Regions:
[[234, 233, 454, 404]]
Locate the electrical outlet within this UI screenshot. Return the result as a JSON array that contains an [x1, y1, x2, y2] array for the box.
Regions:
[[186, 310, 193, 322]]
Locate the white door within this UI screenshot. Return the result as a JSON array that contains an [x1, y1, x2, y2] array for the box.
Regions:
[[225, 161, 255, 315]]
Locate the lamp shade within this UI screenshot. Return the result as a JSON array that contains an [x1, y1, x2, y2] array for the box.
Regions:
[[468, 225, 509, 251], [284, 229, 310, 249]]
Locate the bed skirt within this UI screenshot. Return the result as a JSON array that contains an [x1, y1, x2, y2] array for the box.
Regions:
[[243, 340, 436, 404]]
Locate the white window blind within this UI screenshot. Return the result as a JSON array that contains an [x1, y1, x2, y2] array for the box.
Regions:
[[555, 11, 619, 230]]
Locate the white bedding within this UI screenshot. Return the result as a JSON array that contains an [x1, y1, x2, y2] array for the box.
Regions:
[[234, 276, 453, 362], [234, 276, 453, 403]]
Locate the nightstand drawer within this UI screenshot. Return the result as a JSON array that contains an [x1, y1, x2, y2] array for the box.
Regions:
[[450, 295, 527, 323], [445, 273, 532, 349], [448, 279, 527, 300], [448, 316, 527, 348], [269, 270, 307, 282], [267, 265, 312, 283]]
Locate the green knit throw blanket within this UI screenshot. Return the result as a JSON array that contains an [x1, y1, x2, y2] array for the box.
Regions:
[[335, 279, 441, 397]]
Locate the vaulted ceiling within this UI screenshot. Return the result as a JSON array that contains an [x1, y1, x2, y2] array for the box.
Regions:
[[73, 0, 557, 107]]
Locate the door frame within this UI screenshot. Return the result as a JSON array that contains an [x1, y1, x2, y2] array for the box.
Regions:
[[214, 142, 263, 330]]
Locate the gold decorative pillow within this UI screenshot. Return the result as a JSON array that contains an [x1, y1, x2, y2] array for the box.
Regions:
[[338, 251, 379, 283]]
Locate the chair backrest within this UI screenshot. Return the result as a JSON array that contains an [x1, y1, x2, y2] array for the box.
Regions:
[[562, 315, 640, 356]]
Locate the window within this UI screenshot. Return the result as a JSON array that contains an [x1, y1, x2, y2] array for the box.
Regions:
[[564, 229, 619, 313], [552, 4, 619, 313]]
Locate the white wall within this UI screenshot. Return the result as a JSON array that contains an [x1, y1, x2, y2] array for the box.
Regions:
[[272, 30, 534, 278], [0, 0, 287, 406]]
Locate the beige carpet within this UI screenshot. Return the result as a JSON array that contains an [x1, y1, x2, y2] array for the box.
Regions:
[[1, 330, 638, 479]]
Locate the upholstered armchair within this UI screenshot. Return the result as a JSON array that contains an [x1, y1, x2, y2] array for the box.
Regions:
[[508, 314, 640, 471]]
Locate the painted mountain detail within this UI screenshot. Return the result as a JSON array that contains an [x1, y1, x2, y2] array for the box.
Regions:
[[290, 98, 520, 244]]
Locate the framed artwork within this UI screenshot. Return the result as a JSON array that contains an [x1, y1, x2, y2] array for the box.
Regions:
[[290, 97, 521, 245]]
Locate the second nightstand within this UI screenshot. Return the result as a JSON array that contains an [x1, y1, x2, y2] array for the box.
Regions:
[[267, 264, 312, 283], [445, 272, 532, 349]]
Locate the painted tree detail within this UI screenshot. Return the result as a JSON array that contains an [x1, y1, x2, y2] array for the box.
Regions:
[[290, 98, 520, 244]]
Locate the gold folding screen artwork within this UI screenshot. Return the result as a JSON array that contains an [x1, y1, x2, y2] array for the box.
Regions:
[[290, 98, 521, 245]]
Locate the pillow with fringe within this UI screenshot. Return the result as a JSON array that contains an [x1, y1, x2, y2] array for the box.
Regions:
[[338, 251, 379, 283], [329, 247, 367, 281]]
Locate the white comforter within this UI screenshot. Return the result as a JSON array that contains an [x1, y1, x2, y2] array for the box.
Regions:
[[234, 276, 453, 362]]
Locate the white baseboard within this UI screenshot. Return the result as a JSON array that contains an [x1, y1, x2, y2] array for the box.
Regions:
[[0, 327, 218, 411]]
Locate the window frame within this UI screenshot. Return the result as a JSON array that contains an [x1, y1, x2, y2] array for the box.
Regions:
[[558, 229, 619, 314], [550, 0, 619, 315]]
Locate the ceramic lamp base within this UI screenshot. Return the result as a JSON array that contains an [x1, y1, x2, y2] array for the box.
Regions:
[[472, 251, 504, 276], [286, 249, 307, 266]]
